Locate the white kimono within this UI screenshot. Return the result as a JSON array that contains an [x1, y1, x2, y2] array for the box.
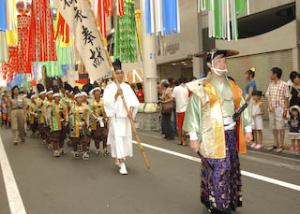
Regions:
[[103, 82, 140, 159]]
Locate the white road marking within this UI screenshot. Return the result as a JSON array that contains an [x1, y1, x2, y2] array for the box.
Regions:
[[134, 141, 300, 192], [139, 132, 300, 163], [0, 137, 27, 214]]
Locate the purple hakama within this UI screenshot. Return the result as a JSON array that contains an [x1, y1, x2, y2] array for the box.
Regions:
[[201, 130, 242, 214]]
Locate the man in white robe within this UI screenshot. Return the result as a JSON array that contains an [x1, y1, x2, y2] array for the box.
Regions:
[[103, 59, 140, 175]]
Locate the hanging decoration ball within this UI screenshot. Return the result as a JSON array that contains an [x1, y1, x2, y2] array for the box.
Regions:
[[16, 1, 31, 15]]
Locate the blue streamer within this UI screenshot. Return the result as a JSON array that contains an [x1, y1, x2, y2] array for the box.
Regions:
[[145, 0, 152, 34], [0, 0, 7, 31], [162, 0, 179, 35]]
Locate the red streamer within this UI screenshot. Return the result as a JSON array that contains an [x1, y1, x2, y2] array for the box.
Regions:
[[54, 13, 70, 44], [28, 0, 57, 64]]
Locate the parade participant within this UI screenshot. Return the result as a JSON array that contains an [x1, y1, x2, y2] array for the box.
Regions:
[[36, 84, 47, 144], [90, 81, 109, 156], [103, 59, 140, 175], [27, 91, 38, 135], [45, 88, 54, 147], [183, 49, 252, 213], [62, 83, 74, 147], [49, 87, 68, 157], [1, 91, 9, 128], [69, 87, 90, 160], [8, 85, 27, 145]]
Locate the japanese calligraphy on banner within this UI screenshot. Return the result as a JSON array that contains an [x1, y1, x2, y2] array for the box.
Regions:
[[54, 0, 112, 81]]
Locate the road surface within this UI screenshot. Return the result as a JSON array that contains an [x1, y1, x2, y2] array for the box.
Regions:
[[0, 128, 299, 214]]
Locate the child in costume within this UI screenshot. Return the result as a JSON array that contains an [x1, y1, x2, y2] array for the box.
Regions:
[[69, 87, 91, 160], [90, 81, 109, 156], [48, 87, 68, 157]]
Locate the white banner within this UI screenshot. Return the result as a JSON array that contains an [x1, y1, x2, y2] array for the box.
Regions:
[[54, 0, 112, 82]]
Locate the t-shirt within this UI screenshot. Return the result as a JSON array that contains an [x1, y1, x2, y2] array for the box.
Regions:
[[244, 80, 257, 97], [172, 84, 189, 113]]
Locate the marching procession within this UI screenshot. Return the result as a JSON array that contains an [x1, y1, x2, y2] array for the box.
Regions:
[[4, 59, 139, 176]]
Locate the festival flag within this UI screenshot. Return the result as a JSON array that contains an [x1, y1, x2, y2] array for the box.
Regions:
[[199, 0, 249, 40], [54, 0, 111, 82]]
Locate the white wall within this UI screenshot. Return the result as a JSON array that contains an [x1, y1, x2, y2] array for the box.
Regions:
[[216, 21, 297, 57]]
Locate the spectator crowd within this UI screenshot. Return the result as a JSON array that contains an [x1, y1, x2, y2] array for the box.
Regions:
[[156, 67, 300, 154]]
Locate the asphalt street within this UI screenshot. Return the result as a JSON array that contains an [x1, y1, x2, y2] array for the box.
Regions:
[[0, 128, 299, 214]]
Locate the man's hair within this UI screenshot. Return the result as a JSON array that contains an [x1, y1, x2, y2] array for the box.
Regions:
[[178, 77, 187, 84], [271, 67, 283, 79], [290, 71, 300, 82]]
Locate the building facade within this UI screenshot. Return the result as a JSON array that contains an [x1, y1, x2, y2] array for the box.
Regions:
[[155, 0, 298, 92]]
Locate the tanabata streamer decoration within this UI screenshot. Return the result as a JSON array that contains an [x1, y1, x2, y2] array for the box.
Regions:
[[54, 0, 111, 82], [7, 73, 31, 90], [28, 0, 57, 63], [117, 0, 125, 16], [198, 0, 249, 41], [0, 0, 8, 62], [93, 0, 113, 43], [114, 0, 137, 63], [17, 1, 31, 73], [0, 0, 7, 31], [144, 0, 180, 35], [55, 13, 71, 45], [6, 0, 18, 46], [1, 47, 19, 82]]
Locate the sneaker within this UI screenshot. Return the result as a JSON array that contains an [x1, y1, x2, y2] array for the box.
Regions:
[[73, 151, 80, 158], [254, 144, 262, 150], [53, 150, 60, 157], [250, 143, 257, 148], [119, 163, 128, 175], [82, 152, 89, 160], [275, 147, 284, 153], [95, 149, 101, 155], [267, 145, 277, 151], [103, 149, 110, 157]]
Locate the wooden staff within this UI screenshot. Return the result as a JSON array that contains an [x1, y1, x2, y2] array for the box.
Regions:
[[96, 29, 151, 170], [103, 52, 150, 170]]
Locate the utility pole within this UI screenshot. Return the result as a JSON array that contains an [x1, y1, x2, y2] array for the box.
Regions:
[[140, 0, 158, 103]]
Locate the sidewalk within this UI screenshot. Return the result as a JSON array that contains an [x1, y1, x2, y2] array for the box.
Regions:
[[249, 121, 299, 158], [143, 120, 300, 159]]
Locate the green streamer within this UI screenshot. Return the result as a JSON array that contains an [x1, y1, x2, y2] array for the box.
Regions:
[[114, 0, 137, 63], [200, 0, 248, 40]]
